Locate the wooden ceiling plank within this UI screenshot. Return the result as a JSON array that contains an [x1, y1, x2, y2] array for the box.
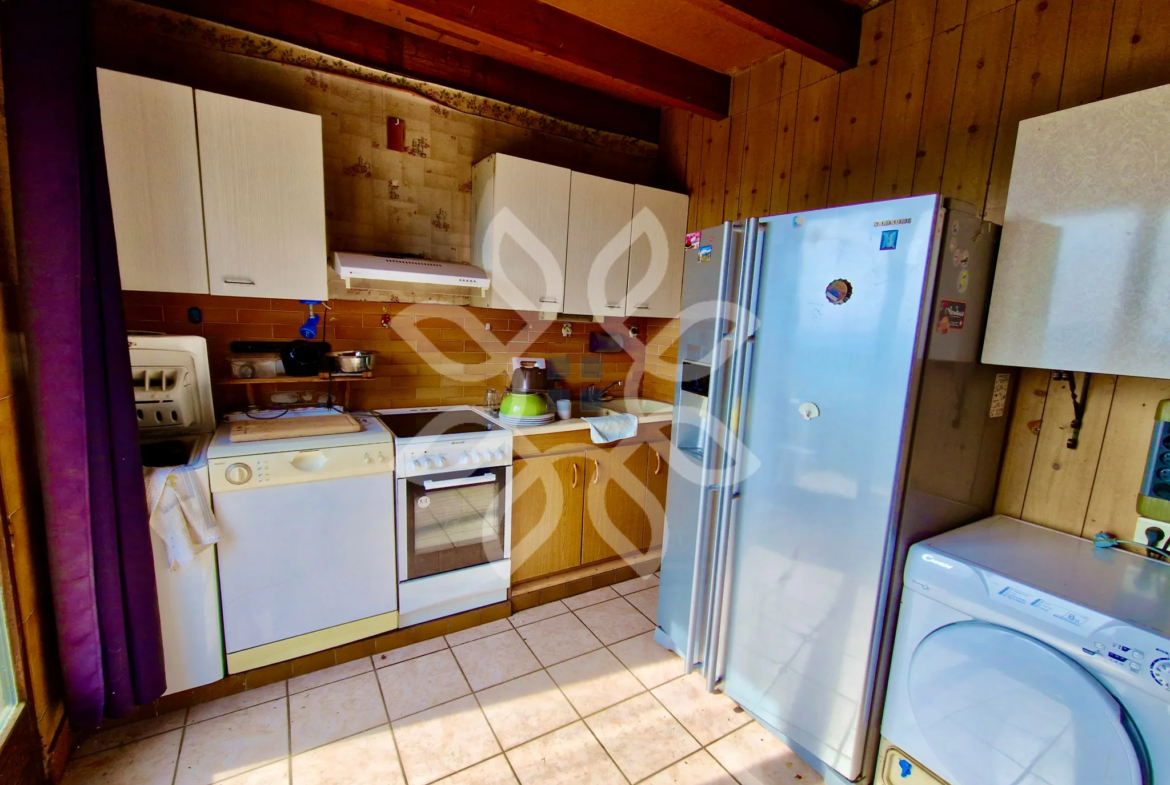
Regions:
[[684, 0, 863, 71], [320, 0, 731, 117]]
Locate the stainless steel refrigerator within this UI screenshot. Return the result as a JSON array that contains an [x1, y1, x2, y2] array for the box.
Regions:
[[657, 195, 1012, 783]]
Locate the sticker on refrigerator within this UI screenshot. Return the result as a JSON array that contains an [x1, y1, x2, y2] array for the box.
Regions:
[[956, 269, 969, 294], [793, 215, 805, 228], [879, 230, 899, 250], [825, 279, 853, 305], [990, 373, 1011, 418], [685, 231, 702, 249], [959, 250, 969, 269], [936, 300, 966, 333], [697, 245, 713, 263]]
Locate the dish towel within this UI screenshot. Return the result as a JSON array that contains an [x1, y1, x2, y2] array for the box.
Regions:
[[587, 413, 639, 444], [143, 466, 221, 570]]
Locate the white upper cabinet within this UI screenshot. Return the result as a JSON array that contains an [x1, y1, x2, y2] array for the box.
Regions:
[[195, 90, 327, 301], [473, 154, 571, 312], [97, 69, 208, 294], [625, 185, 688, 318], [564, 172, 634, 316]]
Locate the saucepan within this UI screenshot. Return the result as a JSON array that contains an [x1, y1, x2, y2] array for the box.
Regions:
[[328, 350, 377, 374]]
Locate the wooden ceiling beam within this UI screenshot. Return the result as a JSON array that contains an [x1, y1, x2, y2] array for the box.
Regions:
[[137, 0, 662, 141], [686, 0, 862, 71], [312, 0, 732, 118]]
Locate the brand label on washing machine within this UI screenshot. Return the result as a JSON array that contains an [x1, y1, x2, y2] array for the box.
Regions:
[[987, 577, 1100, 631]]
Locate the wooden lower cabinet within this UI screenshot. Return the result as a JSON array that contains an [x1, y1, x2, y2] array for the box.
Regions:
[[511, 453, 587, 583], [510, 427, 670, 585], [645, 440, 669, 552], [582, 443, 650, 564]]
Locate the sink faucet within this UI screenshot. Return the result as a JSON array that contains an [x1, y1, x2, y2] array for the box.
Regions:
[[585, 381, 623, 402]]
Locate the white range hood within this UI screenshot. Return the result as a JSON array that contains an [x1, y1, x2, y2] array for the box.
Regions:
[[332, 252, 490, 291]]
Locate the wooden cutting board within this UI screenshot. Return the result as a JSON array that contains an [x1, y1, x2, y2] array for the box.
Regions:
[[229, 413, 362, 443]]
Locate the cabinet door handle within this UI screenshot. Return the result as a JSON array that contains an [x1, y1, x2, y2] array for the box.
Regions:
[[223, 276, 255, 286], [654, 451, 662, 476], [571, 463, 578, 488], [606, 303, 621, 309], [635, 304, 650, 310], [539, 297, 558, 304], [592, 458, 600, 485]]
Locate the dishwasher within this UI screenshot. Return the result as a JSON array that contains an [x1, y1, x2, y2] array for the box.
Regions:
[[208, 412, 398, 674]]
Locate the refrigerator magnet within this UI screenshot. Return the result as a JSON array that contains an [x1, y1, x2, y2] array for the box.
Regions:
[[956, 270, 969, 294], [698, 245, 713, 263], [793, 215, 805, 228], [936, 299, 966, 333], [825, 279, 853, 305], [685, 231, 701, 249], [880, 230, 899, 250]]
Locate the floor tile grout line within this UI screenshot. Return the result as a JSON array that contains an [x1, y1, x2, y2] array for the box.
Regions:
[[371, 660, 412, 785], [285, 682, 293, 785], [168, 709, 188, 785], [287, 655, 375, 695]]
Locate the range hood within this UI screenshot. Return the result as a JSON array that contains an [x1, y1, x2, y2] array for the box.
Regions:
[[332, 252, 490, 291]]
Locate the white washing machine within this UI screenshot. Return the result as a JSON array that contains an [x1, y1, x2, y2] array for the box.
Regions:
[[881, 515, 1170, 785]]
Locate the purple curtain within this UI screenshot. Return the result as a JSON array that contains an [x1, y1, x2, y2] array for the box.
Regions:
[[2, 0, 166, 727]]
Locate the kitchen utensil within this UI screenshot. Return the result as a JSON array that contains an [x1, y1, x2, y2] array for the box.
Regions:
[[556, 400, 572, 420], [484, 389, 500, 412], [499, 413, 557, 427], [511, 361, 548, 393], [230, 353, 284, 379], [281, 340, 330, 377], [328, 350, 377, 374], [500, 391, 549, 417]]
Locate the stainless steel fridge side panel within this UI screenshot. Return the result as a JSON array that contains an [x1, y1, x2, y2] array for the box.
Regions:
[[717, 196, 943, 781], [859, 206, 1010, 779]]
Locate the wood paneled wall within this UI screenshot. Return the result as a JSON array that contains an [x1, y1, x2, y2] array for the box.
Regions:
[[658, 0, 1170, 541]]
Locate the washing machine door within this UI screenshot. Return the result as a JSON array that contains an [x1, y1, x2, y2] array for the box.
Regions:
[[908, 622, 1145, 785]]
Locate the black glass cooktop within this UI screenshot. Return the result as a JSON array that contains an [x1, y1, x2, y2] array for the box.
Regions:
[[377, 409, 503, 439]]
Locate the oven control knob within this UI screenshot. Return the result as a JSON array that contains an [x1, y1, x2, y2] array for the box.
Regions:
[[459, 453, 470, 466], [226, 463, 252, 485], [492, 449, 505, 460], [471, 452, 484, 464], [433, 455, 447, 468]]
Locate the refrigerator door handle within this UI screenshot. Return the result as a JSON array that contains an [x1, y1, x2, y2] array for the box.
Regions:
[[683, 219, 734, 669], [703, 219, 762, 690]]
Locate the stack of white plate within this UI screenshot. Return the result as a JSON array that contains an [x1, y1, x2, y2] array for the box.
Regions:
[[498, 412, 557, 427]]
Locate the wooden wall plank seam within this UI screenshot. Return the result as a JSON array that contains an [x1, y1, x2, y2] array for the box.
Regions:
[[1103, 0, 1170, 99], [1058, 0, 1118, 109], [739, 100, 781, 218], [788, 75, 842, 211], [893, 0, 941, 51], [769, 92, 801, 214], [984, 0, 1074, 223], [1083, 377, 1170, 538], [723, 113, 749, 220], [940, 4, 1017, 214], [874, 37, 932, 199], [1020, 373, 1117, 536], [912, 23, 965, 195], [995, 368, 1052, 518], [696, 116, 732, 229], [828, 3, 897, 207], [684, 112, 705, 231]]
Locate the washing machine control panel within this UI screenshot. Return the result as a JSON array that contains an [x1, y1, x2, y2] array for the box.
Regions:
[[1083, 626, 1170, 699]]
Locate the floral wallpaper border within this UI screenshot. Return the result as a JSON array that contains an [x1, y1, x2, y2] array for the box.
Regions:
[[98, 0, 658, 159]]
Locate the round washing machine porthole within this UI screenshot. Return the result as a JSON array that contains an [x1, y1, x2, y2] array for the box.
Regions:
[[905, 621, 1145, 785]]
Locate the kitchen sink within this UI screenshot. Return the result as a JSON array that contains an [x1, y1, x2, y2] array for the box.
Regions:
[[601, 398, 673, 416]]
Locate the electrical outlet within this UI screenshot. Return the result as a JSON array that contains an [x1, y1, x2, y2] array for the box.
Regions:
[[1133, 516, 1170, 549]]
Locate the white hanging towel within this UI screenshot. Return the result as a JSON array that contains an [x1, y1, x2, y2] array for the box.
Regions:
[[586, 413, 639, 444], [143, 465, 221, 570]]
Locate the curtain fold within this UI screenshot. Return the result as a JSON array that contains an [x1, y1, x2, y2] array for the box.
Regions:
[[2, 0, 166, 728]]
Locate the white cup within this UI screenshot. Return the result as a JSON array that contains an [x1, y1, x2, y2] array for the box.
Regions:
[[556, 399, 572, 420]]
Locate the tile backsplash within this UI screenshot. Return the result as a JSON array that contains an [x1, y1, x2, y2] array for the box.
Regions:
[[124, 292, 677, 413]]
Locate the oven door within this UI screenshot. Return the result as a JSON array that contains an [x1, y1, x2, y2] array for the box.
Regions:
[[396, 466, 510, 582]]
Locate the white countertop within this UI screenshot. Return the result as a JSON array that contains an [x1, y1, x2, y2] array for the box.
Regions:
[[473, 405, 673, 437]]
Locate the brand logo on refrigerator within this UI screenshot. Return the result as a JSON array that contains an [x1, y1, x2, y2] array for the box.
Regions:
[[922, 554, 954, 569], [874, 218, 912, 226]]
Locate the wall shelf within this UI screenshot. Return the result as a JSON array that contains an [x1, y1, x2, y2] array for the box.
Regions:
[[216, 372, 374, 406]]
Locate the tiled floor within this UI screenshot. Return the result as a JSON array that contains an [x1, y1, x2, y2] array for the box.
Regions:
[[65, 576, 822, 785]]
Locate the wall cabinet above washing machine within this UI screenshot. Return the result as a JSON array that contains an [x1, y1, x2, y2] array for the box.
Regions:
[[97, 69, 327, 300]]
